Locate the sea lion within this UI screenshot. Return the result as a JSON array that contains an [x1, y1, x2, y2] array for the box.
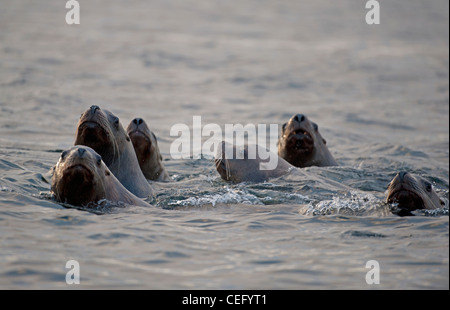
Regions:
[[386, 171, 444, 215], [278, 114, 337, 168], [51, 146, 150, 208], [215, 141, 293, 183], [126, 118, 170, 181], [74, 105, 152, 198], [214, 141, 353, 197]]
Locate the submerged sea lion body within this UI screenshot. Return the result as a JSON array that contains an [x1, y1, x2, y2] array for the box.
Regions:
[[278, 114, 337, 168], [74, 105, 152, 198], [51, 146, 150, 208], [214, 142, 349, 193], [215, 141, 293, 183], [126, 118, 169, 182]]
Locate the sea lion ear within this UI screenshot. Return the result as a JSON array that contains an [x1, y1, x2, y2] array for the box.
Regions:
[[313, 122, 319, 131], [322, 138, 327, 144]]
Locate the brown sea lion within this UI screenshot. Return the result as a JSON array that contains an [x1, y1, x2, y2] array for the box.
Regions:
[[214, 141, 351, 195], [278, 114, 337, 168], [386, 171, 444, 215], [126, 118, 170, 181], [51, 146, 150, 208], [215, 141, 293, 183], [74, 105, 152, 198]]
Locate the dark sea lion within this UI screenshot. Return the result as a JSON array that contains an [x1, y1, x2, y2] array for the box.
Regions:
[[386, 171, 444, 215], [278, 114, 337, 168], [74, 105, 152, 198], [126, 118, 170, 182], [215, 141, 293, 183], [51, 146, 150, 208]]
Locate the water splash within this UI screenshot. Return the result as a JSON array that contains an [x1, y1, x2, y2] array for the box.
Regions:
[[300, 191, 391, 216], [167, 186, 264, 207]]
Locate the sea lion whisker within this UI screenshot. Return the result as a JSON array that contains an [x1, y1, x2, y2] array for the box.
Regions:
[[225, 159, 231, 181]]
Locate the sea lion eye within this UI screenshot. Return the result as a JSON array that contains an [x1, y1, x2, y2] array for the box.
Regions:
[[113, 117, 119, 128], [313, 123, 319, 131], [96, 155, 102, 166], [61, 150, 68, 160], [282, 123, 287, 133], [424, 182, 432, 192]]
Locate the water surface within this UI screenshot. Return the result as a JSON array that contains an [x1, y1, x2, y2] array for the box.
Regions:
[[0, 0, 448, 289]]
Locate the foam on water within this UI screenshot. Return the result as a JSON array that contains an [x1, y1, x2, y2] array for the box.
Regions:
[[300, 191, 392, 216], [168, 186, 264, 207], [0, 0, 448, 290]]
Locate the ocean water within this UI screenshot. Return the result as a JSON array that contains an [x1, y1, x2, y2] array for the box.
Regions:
[[0, 0, 448, 289]]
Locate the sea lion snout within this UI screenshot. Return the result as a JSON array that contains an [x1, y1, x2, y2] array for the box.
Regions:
[[77, 147, 86, 158], [90, 105, 100, 115], [292, 114, 306, 123], [132, 118, 144, 126], [398, 171, 408, 181]]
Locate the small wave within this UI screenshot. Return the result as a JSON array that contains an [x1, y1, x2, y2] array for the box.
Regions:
[[0, 186, 13, 192], [167, 186, 264, 207], [37, 192, 128, 214], [57, 199, 129, 214], [300, 191, 390, 216], [341, 230, 388, 239], [413, 208, 449, 217]]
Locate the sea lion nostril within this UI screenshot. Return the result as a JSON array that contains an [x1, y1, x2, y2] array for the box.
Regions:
[[132, 118, 144, 125], [398, 171, 408, 181], [293, 114, 305, 123], [77, 148, 86, 157], [90, 105, 100, 114]]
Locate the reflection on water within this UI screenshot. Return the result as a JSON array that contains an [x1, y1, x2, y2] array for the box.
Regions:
[[0, 0, 448, 289]]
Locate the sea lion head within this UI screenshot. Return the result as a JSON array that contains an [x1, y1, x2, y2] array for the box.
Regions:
[[51, 146, 111, 206], [126, 118, 160, 164], [278, 114, 331, 168], [215, 141, 291, 183], [75, 105, 130, 167], [386, 172, 444, 215]]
